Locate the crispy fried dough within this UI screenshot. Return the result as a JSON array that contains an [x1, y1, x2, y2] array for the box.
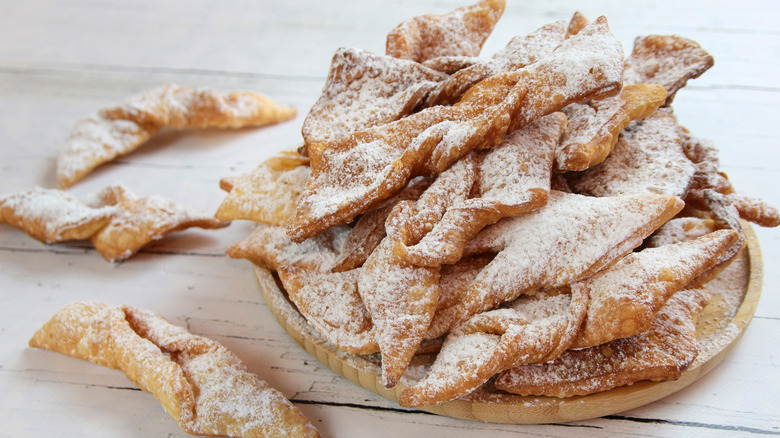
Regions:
[[572, 107, 696, 198], [571, 229, 738, 349], [286, 71, 528, 242], [423, 19, 568, 107], [288, 18, 623, 243], [88, 184, 228, 262], [400, 286, 588, 407], [331, 177, 432, 272], [216, 151, 310, 225], [427, 191, 684, 337], [556, 84, 667, 171], [385, 0, 506, 62], [388, 112, 563, 267], [495, 288, 711, 397], [301, 48, 447, 150], [278, 266, 378, 355], [679, 127, 780, 228], [356, 161, 475, 387], [0, 186, 115, 243], [624, 35, 714, 106], [226, 223, 350, 272], [57, 84, 297, 188], [358, 237, 439, 388], [29, 301, 320, 437]]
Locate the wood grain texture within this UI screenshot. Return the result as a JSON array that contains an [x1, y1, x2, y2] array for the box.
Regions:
[[0, 0, 778, 437]]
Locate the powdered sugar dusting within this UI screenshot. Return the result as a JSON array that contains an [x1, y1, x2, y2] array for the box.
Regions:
[[573, 108, 696, 198], [0, 186, 116, 243]]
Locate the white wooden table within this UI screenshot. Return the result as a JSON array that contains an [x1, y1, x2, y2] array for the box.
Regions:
[[1, 1, 778, 436]]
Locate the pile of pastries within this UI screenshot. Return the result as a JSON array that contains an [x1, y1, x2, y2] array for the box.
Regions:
[[217, 0, 779, 408]]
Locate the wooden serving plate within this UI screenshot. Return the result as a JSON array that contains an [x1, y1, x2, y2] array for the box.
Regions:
[[253, 223, 763, 424]]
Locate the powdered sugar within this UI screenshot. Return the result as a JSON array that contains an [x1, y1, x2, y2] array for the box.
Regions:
[[573, 108, 696, 198], [0, 186, 116, 243]]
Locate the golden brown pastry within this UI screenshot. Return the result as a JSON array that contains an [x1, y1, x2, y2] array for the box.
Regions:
[[57, 84, 297, 188], [29, 301, 320, 437], [385, 0, 506, 63], [556, 83, 667, 171], [495, 288, 711, 397], [0, 186, 115, 243], [427, 191, 684, 337], [624, 34, 714, 106], [216, 149, 310, 226], [88, 184, 229, 262]]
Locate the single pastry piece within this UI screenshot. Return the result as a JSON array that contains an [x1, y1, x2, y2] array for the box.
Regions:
[[226, 223, 350, 272], [495, 288, 711, 397], [623, 34, 714, 106], [572, 107, 696, 198], [88, 184, 229, 262], [0, 186, 115, 243], [216, 149, 310, 226], [278, 266, 379, 355], [385, 0, 506, 63], [556, 83, 667, 171], [56, 84, 297, 188], [28, 301, 320, 437], [427, 190, 684, 337], [301, 48, 447, 150]]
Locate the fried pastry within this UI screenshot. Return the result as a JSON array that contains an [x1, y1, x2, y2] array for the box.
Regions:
[[88, 184, 229, 262], [400, 286, 588, 407], [288, 18, 624, 242], [330, 177, 432, 272], [556, 84, 667, 171], [572, 108, 696, 198], [679, 127, 780, 228], [565, 11, 590, 37], [216, 151, 310, 226], [644, 217, 736, 285], [56, 84, 297, 188], [495, 288, 711, 397], [624, 34, 714, 106], [301, 48, 447, 151], [286, 70, 528, 242], [423, 19, 568, 107], [278, 266, 378, 355], [571, 229, 738, 349], [356, 161, 476, 387], [427, 191, 684, 336], [358, 237, 440, 388], [29, 301, 320, 437], [388, 112, 564, 267], [226, 223, 350, 272], [682, 188, 747, 277], [726, 193, 780, 228], [0, 186, 115, 243], [678, 126, 733, 196], [426, 16, 623, 110], [385, 0, 505, 63]]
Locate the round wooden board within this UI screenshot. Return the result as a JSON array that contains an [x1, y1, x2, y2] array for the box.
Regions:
[[253, 223, 763, 424]]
